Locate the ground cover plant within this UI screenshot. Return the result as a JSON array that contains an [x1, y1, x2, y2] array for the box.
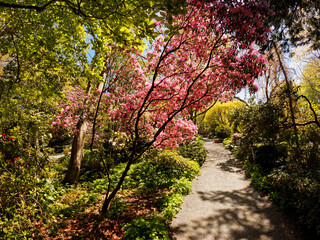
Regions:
[[0, 145, 201, 239]]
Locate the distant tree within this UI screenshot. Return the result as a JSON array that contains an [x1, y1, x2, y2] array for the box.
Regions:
[[300, 51, 320, 103]]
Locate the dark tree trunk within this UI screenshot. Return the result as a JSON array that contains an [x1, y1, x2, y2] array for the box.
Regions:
[[100, 158, 133, 215], [62, 120, 88, 184]]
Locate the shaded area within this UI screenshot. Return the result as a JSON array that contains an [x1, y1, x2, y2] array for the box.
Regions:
[[217, 157, 243, 174], [172, 187, 306, 240], [170, 141, 311, 240]]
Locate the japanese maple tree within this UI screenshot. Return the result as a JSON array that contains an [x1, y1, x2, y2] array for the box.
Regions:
[[97, 0, 271, 214]]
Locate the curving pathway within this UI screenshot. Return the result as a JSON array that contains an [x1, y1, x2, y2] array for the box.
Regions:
[[170, 139, 311, 240]]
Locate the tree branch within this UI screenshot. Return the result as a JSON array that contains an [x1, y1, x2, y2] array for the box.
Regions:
[[0, 1, 57, 12]]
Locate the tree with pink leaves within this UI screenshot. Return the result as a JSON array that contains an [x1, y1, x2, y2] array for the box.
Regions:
[[96, 0, 271, 214]]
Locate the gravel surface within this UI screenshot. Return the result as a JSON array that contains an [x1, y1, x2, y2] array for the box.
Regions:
[[170, 139, 311, 240]]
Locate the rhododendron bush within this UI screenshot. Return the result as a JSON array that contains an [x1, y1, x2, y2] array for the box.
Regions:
[[52, 0, 271, 213]]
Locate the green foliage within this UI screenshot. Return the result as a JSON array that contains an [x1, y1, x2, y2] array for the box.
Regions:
[[230, 101, 285, 145], [215, 125, 231, 139], [81, 150, 103, 172], [178, 135, 207, 166], [156, 177, 192, 220], [203, 101, 244, 136], [171, 177, 192, 195], [223, 138, 233, 150], [129, 150, 200, 193], [243, 160, 273, 194], [123, 216, 170, 240], [242, 160, 320, 236], [106, 197, 127, 219], [157, 192, 184, 220], [270, 167, 320, 235], [299, 56, 320, 104], [0, 171, 65, 239]]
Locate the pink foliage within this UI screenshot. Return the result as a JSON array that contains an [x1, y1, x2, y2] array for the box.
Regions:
[[52, 0, 270, 150]]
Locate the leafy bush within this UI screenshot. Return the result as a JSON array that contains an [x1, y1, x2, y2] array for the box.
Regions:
[[123, 216, 169, 240], [242, 160, 273, 194], [171, 177, 192, 195], [178, 135, 207, 166], [270, 168, 320, 235], [129, 150, 200, 193], [252, 145, 284, 172], [107, 196, 127, 219], [243, 160, 320, 237], [157, 192, 184, 220], [215, 125, 231, 139], [223, 138, 233, 150], [81, 150, 102, 171]]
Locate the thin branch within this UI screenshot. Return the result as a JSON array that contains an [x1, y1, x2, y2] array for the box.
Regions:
[[0, 1, 57, 12], [297, 94, 320, 128]]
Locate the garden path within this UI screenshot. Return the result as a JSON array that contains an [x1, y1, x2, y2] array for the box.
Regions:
[[170, 139, 310, 240]]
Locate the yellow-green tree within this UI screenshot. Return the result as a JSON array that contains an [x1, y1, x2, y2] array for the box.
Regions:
[[203, 101, 245, 138], [300, 52, 320, 104]]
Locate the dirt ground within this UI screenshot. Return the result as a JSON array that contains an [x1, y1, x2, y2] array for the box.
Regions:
[[170, 139, 313, 240]]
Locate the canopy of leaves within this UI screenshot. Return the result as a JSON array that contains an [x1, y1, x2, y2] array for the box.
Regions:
[[204, 101, 245, 133], [299, 52, 320, 103], [264, 0, 320, 52]]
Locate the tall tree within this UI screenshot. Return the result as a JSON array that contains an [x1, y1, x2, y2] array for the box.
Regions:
[[93, 0, 271, 214], [300, 51, 320, 103], [0, 0, 187, 183]]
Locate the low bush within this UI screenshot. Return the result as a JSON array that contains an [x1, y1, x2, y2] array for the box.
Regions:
[[270, 168, 320, 235], [123, 216, 170, 240], [243, 160, 273, 194], [223, 138, 233, 150], [243, 160, 320, 237], [215, 125, 231, 139], [178, 135, 207, 166], [157, 192, 184, 220], [129, 150, 200, 193]]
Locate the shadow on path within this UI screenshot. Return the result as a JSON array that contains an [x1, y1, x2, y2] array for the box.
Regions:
[[170, 141, 311, 240], [217, 157, 243, 174], [172, 186, 308, 240]]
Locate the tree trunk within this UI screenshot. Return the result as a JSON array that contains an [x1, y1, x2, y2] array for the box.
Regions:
[[62, 120, 88, 184], [272, 41, 300, 151], [100, 158, 133, 216]]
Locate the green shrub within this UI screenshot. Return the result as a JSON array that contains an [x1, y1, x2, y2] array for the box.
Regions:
[[106, 196, 127, 219], [223, 138, 233, 150], [242, 160, 273, 194], [270, 168, 320, 235], [157, 192, 184, 220], [123, 216, 169, 240], [171, 177, 192, 195], [243, 160, 320, 237], [215, 125, 231, 139], [129, 150, 199, 193], [156, 177, 192, 220], [178, 135, 207, 166], [81, 150, 102, 171]]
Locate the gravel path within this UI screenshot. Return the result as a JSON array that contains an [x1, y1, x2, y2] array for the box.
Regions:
[[170, 139, 310, 240]]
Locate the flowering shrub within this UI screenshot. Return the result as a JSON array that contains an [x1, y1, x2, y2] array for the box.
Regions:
[[50, 86, 102, 148], [0, 134, 29, 172], [231, 133, 244, 146]]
